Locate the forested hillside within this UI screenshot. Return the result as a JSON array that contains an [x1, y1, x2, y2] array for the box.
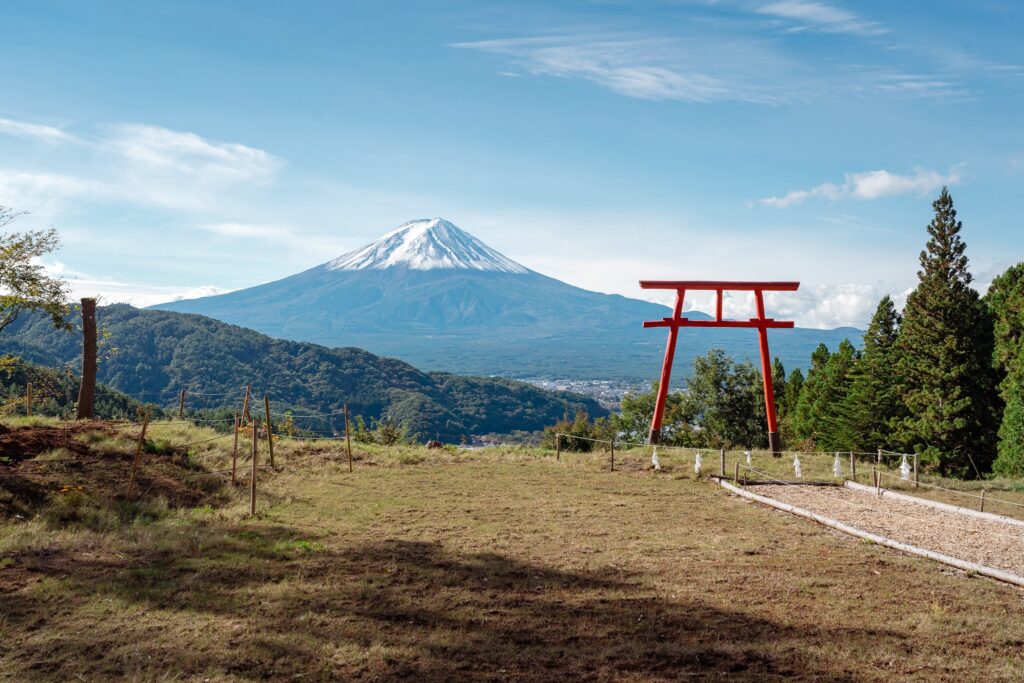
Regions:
[[0, 356, 148, 419], [1, 305, 604, 438]]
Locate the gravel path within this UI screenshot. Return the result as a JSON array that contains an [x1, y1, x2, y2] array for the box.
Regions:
[[753, 484, 1024, 578]]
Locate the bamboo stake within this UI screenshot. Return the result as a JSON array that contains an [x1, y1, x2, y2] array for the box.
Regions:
[[126, 406, 152, 498], [177, 388, 185, 420], [250, 418, 258, 516], [241, 384, 251, 425], [264, 394, 274, 469], [344, 403, 352, 473], [231, 412, 239, 484], [25, 382, 32, 417]]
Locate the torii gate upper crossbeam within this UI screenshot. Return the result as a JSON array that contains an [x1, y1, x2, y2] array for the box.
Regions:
[[641, 280, 800, 455]]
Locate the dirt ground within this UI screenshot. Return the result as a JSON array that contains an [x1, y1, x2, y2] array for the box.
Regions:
[[2, 422, 1024, 681]]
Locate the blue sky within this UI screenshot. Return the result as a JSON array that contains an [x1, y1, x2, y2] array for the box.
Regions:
[[1, 0, 1021, 328]]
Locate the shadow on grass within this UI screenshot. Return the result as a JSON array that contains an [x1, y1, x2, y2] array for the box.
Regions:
[[1, 529, 891, 681]]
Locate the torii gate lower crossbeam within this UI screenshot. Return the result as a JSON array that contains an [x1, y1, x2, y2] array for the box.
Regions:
[[641, 280, 800, 455]]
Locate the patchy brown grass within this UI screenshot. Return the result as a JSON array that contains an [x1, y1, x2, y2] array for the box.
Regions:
[[2, 421, 1024, 680]]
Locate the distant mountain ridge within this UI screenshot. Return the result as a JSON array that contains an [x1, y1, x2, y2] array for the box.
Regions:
[[153, 218, 862, 382]]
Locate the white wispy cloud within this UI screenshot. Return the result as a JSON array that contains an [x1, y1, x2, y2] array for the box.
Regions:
[[452, 35, 780, 104], [0, 117, 77, 143], [1, 122, 282, 214], [454, 28, 964, 105], [759, 167, 962, 207], [103, 123, 281, 184], [756, 1, 888, 37]]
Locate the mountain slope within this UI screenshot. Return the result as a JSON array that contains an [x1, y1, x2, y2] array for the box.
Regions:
[[153, 218, 862, 381], [0, 305, 605, 437]]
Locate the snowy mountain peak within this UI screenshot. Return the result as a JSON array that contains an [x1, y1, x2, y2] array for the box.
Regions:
[[325, 218, 530, 274]]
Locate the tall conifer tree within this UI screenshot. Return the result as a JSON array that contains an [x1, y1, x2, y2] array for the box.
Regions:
[[841, 296, 903, 451], [792, 343, 831, 443], [893, 188, 1000, 477], [771, 357, 787, 418], [813, 339, 858, 451], [986, 263, 1024, 475]]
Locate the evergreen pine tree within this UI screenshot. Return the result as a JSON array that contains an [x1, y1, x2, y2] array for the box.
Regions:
[[771, 357, 787, 418], [893, 188, 1000, 477], [986, 263, 1024, 475], [814, 339, 858, 451], [780, 367, 804, 447], [841, 296, 903, 451], [792, 343, 831, 444]]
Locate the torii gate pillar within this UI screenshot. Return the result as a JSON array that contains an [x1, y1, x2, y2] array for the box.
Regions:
[[641, 280, 799, 456]]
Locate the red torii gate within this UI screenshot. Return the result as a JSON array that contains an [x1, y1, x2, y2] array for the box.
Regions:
[[641, 280, 800, 455]]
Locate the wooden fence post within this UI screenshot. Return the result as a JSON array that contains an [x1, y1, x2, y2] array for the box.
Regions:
[[719, 448, 725, 477], [25, 382, 32, 417], [344, 403, 353, 472], [610, 439, 615, 472], [734, 461, 739, 485], [913, 453, 919, 489], [241, 385, 251, 425], [126, 406, 152, 498], [250, 418, 258, 516], [877, 448, 882, 467], [873, 466, 880, 497], [177, 389, 185, 420], [850, 452, 856, 482], [556, 434, 561, 461], [980, 488, 986, 513], [263, 395, 274, 469], [231, 412, 239, 484]]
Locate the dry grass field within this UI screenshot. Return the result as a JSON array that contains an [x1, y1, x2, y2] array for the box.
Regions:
[[3, 418, 1024, 681]]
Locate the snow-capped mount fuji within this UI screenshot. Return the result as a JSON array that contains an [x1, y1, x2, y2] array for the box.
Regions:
[[327, 218, 530, 274], [153, 218, 859, 381]]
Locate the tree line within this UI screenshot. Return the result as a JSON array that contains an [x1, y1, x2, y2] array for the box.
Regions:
[[551, 189, 1024, 479]]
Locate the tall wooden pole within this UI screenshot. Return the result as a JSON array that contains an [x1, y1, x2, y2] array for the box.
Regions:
[[241, 385, 251, 425], [25, 382, 32, 417], [344, 403, 353, 472], [177, 389, 185, 419], [76, 298, 97, 420], [231, 412, 239, 484], [264, 394, 275, 469], [610, 438, 615, 472], [913, 453, 919, 489], [250, 418, 258, 516], [850, 452, 856, 482]]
